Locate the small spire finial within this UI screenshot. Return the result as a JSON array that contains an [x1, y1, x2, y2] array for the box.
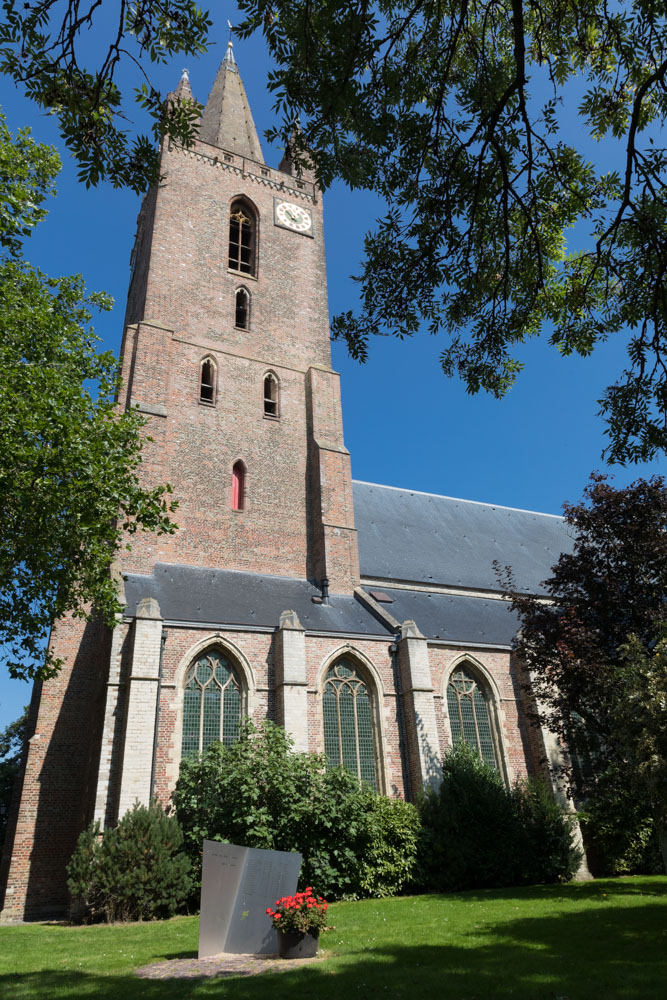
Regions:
[[224, 36, 237, 69], [181, 68, 189, 83], [227, 19, 234, 43]]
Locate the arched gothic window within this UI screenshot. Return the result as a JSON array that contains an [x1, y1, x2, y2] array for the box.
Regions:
[[263, 372, 279, 417], [232, 461, 246, 511], [228, 200, 256, 275], [323, 659, 378, 789], [446, 665, 497, 768], [200, 357, 216, 404], [235, 287, 250, 329], [181, 649, 242, 758]]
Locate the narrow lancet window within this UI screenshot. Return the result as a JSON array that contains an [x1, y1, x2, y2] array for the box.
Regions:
[[263, 373, 279, 417], [235, 287, 250, 329], [232, 461, 245, 511], [228, 200, 256, 275], [200, 358, 216, 404]]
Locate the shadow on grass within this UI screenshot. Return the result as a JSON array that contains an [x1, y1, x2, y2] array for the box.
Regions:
[[428, 876, 667, 905], [3, 891, 667, 1000]]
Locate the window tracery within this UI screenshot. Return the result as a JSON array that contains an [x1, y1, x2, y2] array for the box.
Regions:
[[228, 200, 256, 275], [181, 649, 242, 757], [322, 658, 378, 789], [446, 665, 497, 768]]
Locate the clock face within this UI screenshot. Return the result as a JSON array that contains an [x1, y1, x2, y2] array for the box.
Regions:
[[275, 199, 313, 235]]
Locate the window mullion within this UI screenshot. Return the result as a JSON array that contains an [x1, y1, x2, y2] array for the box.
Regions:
[[353, 687, 361, 781]]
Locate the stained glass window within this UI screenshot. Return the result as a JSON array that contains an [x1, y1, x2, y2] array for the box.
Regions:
[[181, 650, 242, 758], [447, 666, 497, 768], [323, 659, 377, 789]]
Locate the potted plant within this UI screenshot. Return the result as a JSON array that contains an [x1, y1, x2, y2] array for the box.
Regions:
[[266, 887, 328, 958]]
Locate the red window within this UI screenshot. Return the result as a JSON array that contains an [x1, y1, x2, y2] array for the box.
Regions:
[[232, 462, 245, 511]]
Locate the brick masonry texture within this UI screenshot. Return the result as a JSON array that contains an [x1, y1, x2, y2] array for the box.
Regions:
[[0, 62, 558, 920]]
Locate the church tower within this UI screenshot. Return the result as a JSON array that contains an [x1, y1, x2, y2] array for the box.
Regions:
[[120, 44, 359, 591]]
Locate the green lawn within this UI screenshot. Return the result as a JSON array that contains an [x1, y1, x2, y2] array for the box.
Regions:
[[2, 877, 666, 999]]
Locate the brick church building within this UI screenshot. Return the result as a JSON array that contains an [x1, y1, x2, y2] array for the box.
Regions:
[[1, 44, 581, 920]]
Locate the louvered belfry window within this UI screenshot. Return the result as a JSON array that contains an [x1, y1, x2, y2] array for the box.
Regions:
[[323, 659, 377, 789], [447, 666, 497, 768], [181, 650, 242, 758], [228, 201, 255, 275]]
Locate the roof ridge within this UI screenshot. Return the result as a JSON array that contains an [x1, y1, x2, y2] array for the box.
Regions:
[[351, 479, 565, 520]]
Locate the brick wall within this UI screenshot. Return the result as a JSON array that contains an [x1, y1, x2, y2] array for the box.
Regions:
[[0, 615, 111, 920]]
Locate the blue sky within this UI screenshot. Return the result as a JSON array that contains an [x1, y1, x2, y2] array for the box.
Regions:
[[1, 9, 666, 727]]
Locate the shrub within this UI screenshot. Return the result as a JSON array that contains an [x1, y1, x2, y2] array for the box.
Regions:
[[417, 742, 580, 891], [511, 778, 583, 885], [67, 800, 192, 923], [172, 720, 420, 900], [578, 769, 663, 876], [358, 793, 422, 898]]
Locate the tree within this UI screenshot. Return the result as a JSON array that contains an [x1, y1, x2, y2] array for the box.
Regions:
[[0, 112, 178, 681], [502, 473, 667, 872], [0, 708, 27, 851], [238, 1, 667, 463], [67, 801, 192, 922], [0, 1, 210, 191], [604, 636, 667, 873]]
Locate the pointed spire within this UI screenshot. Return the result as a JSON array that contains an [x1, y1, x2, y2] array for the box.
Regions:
[[171, 67, 194, 104], [278, 123, 317, 184], [199, 41, 264, 163]]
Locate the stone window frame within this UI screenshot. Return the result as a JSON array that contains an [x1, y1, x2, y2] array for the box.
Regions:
[[441, 654, 510, 784], [227, 195, 259, 278], [199, 354, 218, 406], [263, 370, 280, 420], [317, 645, 388, 794], [167, 635, 255, 792]]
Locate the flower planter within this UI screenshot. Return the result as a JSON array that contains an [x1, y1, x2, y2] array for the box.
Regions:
[[278, 928, 320, 959]]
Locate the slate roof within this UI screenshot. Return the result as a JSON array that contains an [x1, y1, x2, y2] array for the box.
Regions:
[[198, 41, 265, 162], [353, 481, 573, 595], [123, 563, 390, 636], [122, 483, 573, 647], [361, 587, 519, 648]]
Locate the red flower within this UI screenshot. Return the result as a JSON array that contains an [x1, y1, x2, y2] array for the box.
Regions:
[[275, 913, 281, 920]]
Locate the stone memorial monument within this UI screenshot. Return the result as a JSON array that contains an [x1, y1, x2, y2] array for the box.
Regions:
[[198, 840, 302, 958]]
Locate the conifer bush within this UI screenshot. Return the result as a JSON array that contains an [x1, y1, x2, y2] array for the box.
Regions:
[[67, 801, 191, 923], [418, 742, 581, 891], [172, 720, 420, 900]]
